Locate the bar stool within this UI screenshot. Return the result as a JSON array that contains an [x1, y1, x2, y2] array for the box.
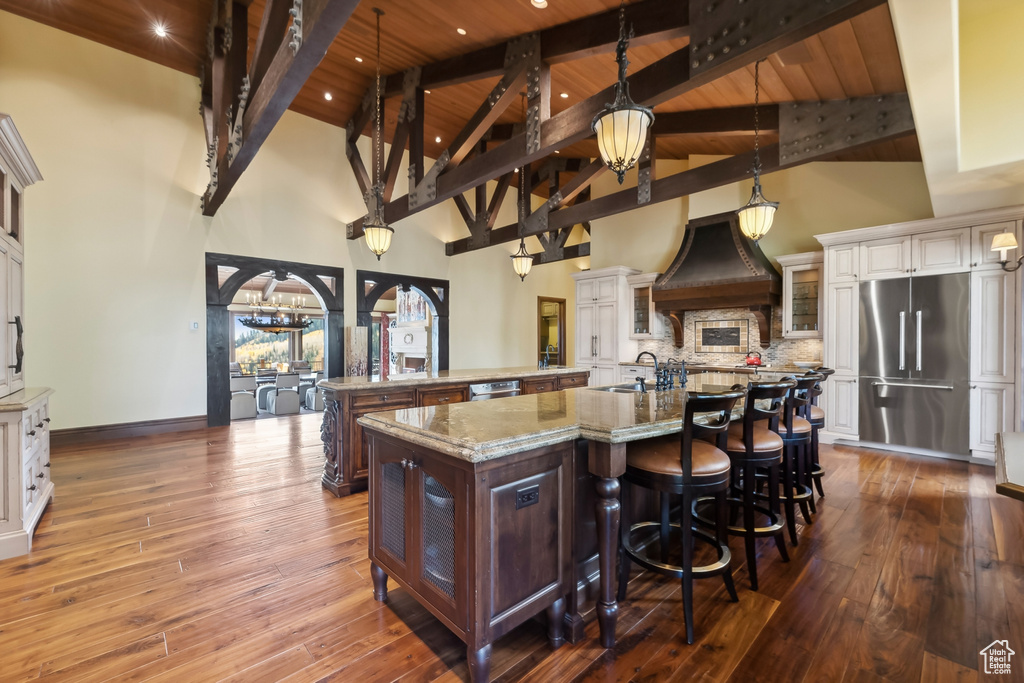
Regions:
[[617, 388, 745, 644], [808, 367, 835, 500], [698, 378, 795, 591], [778, 373, 822, 546]]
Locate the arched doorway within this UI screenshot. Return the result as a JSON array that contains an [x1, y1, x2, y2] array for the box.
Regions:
[[205, 253, 344, 427], [356, 270, 449, 376]]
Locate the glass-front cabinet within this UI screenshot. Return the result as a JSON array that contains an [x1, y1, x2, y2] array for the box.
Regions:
[[626, 272, 660, 340], [778, 252, 823, 339]]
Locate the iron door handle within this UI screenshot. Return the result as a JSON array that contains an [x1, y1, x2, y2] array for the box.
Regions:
[[870, 381, 954, 391], [36, 472, 44, 479]]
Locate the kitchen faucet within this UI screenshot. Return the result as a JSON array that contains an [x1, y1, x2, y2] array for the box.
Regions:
[[636, 352, 674, 390]]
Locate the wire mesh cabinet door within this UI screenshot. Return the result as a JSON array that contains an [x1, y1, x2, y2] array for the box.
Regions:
[[369, 438, 415, 579], [414, 459, 467, 630]]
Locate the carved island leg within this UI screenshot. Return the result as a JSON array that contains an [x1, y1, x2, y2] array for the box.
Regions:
[[467, 643, 491, 683], [320, 392, 345, 496], [546, 597, 566, 649], [370, 562, 388, 602], [588, 440, 626, 650]]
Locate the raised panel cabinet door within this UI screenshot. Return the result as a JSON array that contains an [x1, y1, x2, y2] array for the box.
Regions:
[[827, 245, 859, 282], [825, 283, 859, 375], [911, 227, 971, 275], [860, 237, 911, 280], [415, 457, 466, 628], [969, 383, 1015, 458], [971, 220, 1019, 270], [591, 364, 618, 387], [0, 243, 9, 399], [970, 270, 1017, 383], [594, 276, 617, 302], [575, 304, 596, 365], [824, 375, 859, 435], [7, 249, 22, 392], [594, 302, 617, 364], [576, 279, 596, 303], [368, 436, 414, 579]]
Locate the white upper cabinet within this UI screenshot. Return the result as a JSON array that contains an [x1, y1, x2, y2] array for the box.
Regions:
[[911, 227, 971, 275], [827, 245, 859, 282], [971, 220, 1021, 270], [778, 252, 823, 339], [860, 236, 911, 280], [970, 269, 1017, 384]]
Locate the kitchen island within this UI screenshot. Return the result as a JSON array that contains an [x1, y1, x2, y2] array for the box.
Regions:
[[358, 371, 798, 682], [317, 366, 589, 496]]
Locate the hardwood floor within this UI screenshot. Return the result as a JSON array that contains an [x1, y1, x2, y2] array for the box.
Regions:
[[1, 413, 1020, 682]]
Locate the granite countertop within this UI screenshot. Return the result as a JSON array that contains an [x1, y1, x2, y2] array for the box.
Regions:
[[357, 372, 776, 463], [996, 432, 1024, 502], [618, 360, 821, 374], [319, 366, 585, 392], [0, 387, 54, 412]]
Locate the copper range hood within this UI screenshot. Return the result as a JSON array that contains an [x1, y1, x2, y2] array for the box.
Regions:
[[653, 210, 781, 349]]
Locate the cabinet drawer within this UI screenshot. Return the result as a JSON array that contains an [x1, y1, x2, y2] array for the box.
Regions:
[[418, 386, 467, 407], [557, 373, 588, 389], [352, 390, 416, 410], [521, 378, 557, 394]]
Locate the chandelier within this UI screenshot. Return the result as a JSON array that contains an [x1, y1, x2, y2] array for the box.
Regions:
[[736, 59, 779, 242], [240, 292, 313, 334], [364, 7, 394, 260], [592, 4, 654, 184]]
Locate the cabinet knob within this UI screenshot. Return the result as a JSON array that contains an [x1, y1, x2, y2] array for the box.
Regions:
[[381, 395, 389, 402], [44, 418, 50, 423], [28, 429, 35, 436], [44, 462, 50, 468], [36, 422, 43, 428], [36, 472, 44, 479], [438, 397, 449, 403], [27, 484, 36, 491]]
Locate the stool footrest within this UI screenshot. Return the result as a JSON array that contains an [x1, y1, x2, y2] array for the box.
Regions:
[[622, 521, 731, 578]]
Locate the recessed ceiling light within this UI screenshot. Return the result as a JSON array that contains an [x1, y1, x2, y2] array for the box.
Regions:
[[559, 92, 569, 99], [355, 56, 363, 62], [531, 0, 548, 7], [435, 136, 442, 143], [456, 28, 467, 35], [324, 92, 333, 101], [424, 90, 431, 94], [153, 23, 168, 38], [554, 150, 560, 154]]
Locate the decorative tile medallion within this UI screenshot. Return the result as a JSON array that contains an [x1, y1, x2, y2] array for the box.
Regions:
[[694, 320, 748, 354]]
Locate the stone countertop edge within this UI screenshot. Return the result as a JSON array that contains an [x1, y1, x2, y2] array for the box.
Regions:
[[319, 366, 585, 392], [0, 387, 54, 412]]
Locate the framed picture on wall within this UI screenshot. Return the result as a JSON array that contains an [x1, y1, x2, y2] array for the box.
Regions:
[[694, 320, 748, 354]]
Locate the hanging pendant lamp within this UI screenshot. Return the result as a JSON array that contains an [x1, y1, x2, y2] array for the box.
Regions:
[[511, 166, 533, 281], [364, 7, 394, 260], [736, 59, 778, 242], [592, 5, 654, 184]]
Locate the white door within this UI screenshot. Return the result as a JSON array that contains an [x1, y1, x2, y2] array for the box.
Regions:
[[594, 302, 618, 364], [969, 382, 1015, 459], [860, 237, 911, 280], [577, 279, 597, 304], [824, 375, 859, 436], [575, 304, 596, 367], [970, 270, 1016, 383], [971, 221, 1019, 271], [594, 276, 617, 303], [825, 282, 859, 375], [911, 228, 970, 275]]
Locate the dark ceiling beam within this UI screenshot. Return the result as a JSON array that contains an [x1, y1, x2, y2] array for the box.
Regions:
[[347, 0, 884, 238], [652, 106, 779, 136], [532, 241, 590, 266], [201, 0, 360, 216], [247, 0, 291, 97], [380, 0, 690, 97]]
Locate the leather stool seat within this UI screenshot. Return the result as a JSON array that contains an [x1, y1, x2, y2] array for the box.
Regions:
[[628, 435, 730, 477], [725, 424, 784, 454], [810, 405, 824, 422], [785, 416, 813, 435]]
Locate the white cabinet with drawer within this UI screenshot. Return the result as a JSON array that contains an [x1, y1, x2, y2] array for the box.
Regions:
[[0, 390, 54, 561]]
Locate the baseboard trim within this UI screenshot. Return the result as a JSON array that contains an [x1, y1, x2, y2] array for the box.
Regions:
[[51, 415, 210, 448]]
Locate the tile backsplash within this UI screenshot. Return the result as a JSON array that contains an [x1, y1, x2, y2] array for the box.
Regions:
[[638, 308, 823, 367]]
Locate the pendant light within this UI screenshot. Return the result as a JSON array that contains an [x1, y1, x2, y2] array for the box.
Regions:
[[736, 59, 778, 243], [592, 4, 654, 184], [510, 166, 534, 281], [363, 7, 393, 260]]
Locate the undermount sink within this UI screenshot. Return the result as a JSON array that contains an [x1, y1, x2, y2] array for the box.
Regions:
[[589, 383, 646, 394]]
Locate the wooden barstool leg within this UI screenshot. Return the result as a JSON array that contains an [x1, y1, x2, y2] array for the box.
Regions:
[[716, 488, 739, 602], [796, 442, 813, 523], [783, 444, 799, 547], [660, 492, 671, 563], [681, 486, 695, 645], [812, 428, 825, 498], [767, 464, 789, 562], [742, 463, 758, 591]]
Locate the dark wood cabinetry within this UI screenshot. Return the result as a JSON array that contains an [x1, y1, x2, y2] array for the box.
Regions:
[[521, 377, 558, 394], [417, 385, 468, 406], [557, 373, 587, 390], [366, 428, 571, 682]]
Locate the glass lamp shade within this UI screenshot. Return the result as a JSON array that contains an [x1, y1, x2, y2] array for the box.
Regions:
[[991, 232, 1018, 261], [510, 240, 533, 281], [737, 182, 779, 242], [364, 219, 394, 260], [592, 105, 654, 184]]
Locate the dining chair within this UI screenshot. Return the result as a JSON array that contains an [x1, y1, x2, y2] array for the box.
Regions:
[[267, 373, 301, 415], [229, 375, 257, 420]]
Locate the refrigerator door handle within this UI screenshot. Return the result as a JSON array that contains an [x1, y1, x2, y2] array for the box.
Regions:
[[915, 310, 922, 371], [899, 311, 906, 371], [870, 381, 954, 391]]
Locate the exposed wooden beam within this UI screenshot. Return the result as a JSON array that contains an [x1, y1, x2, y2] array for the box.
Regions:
[[247, 0, 291, 97], [261, 277, 279, 300], [348, 0, 884, 238], [201, 0, 360, 216], [531, 241, 590, 266], [652, 106, 779, 135]]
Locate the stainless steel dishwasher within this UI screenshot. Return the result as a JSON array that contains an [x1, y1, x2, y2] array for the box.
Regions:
[[468, 380, 521, 401]]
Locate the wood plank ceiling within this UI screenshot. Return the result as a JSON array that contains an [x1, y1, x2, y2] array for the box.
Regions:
[[0, 0, 918, 163]]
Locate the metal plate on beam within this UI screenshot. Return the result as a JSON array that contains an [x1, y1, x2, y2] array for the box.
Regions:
[[778, 93, 914, 165]]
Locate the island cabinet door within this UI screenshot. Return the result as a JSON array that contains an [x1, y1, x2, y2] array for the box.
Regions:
[[369, 438, 415, 579], [474, 444, 573, 641]]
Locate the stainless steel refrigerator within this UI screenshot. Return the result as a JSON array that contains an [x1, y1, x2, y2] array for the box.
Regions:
[[858, 273, 970, 455]]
